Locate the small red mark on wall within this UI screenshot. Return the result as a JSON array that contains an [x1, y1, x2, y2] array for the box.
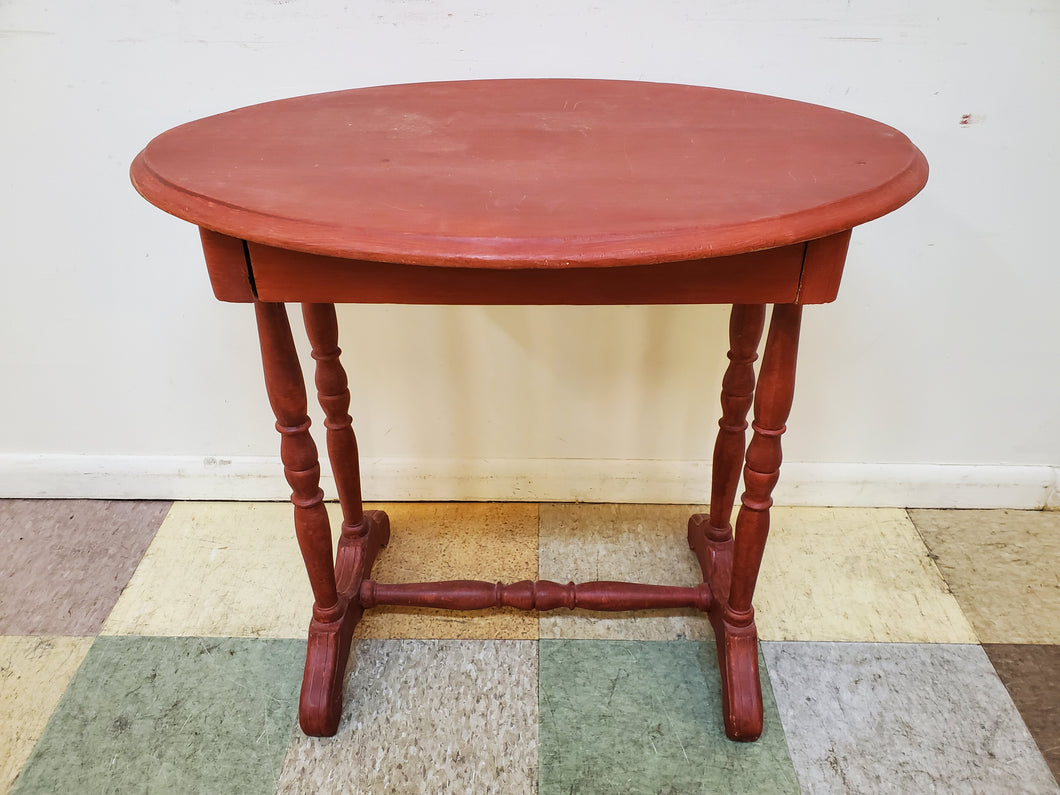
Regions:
[[960, 114, 972, 125]]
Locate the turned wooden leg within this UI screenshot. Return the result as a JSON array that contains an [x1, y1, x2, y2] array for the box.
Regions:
[[714, 302, 802, 741], [302, 304, 367, 535], [255, 301, 339, 619], [299, 302, 389, 737], [689, 304, 766, 590]]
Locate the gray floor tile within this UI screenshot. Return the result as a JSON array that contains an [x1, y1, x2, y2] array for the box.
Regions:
[[763, 641, 1059, 794], [276, 639, 538, 794], [538, 503, 712, 641]]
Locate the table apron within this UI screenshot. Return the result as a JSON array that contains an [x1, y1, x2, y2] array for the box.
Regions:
[[254, 242, 805, 305], [197, 229, 852, 306]]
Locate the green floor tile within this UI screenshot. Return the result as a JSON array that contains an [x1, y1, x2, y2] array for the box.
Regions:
[[10, 636, 304, 795], [538, 640, 798, 794]]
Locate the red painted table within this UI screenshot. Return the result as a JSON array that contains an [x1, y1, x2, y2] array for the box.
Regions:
[[131, 79, 927, 741]]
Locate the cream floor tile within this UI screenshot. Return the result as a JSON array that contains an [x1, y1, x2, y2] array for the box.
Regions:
[[101, 502, 323, 638], [0, 636, 92, 794], [356, 503, 539, 640], [538, 503, 714, 640], [755, 508, 978, 643], [909, 509, 1060, 644]]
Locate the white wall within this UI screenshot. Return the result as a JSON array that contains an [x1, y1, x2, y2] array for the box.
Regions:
[[1, 1, 1058, 507]]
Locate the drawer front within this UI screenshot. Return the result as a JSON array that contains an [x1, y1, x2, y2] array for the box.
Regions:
[[246, 243, 807, 306]]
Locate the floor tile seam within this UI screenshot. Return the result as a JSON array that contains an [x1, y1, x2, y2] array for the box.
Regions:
[[354, 637, 541, 644], [2, 635, 102, 795], [536, 501, 541, 631], [902, 506, 986, 644], [127, 497, 175, 571], [982, 641, 1060, 648], [94, 630, 308, 641], [758, 639, 991, 652]]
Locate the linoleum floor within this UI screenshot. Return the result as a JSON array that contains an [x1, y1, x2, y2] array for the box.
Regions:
[[1, 501, 1057, 794]]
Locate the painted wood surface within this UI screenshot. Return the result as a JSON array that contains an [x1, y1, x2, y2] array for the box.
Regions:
[[131, 79, 927, 268]]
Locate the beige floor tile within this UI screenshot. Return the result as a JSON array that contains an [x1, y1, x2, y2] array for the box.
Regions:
[[538, 503, 714, 640], [755, 508, 978, 643], [101, 502, 321, 638], [356, 503, 539, 640], [909, 509, 1060, 644], [0, 636, 92, 793]]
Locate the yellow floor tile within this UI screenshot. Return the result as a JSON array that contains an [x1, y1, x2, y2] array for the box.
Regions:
[[102, 502, 538, 641], [0, 636, 92, 793], [908, 509, 1060, 644], [538, 503, 714, 640], [754, 508, 978, 643], [101, 502, 321, 638], [356, 503, 539, 640]]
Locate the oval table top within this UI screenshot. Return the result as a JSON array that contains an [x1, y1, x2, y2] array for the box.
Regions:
[[131, 79, 927, 269]]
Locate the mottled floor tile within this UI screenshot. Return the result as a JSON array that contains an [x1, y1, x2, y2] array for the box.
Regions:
[[0, 636, 92, 794], [755, 508, 977, 643], [101, 501, 322, 638], [909, 509, 1060, 643], [538, 639, 798, 794], [538, 504, 713, 640], [985, 644, 1060, 782], [763, 641, 1059, 794], [356, 503, 539, 640], [0, 499, 170, 635], [10, 636, 303, 795], [276, 639, 537, 794]]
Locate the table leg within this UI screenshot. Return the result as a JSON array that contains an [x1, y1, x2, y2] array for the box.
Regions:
[[255, 301, 388, 737], [688, 304, 767, 740], [689, 303, 766, 570], [255, 301, 339, 615], [302, 304, 390, 564], [725, 303, 803, 740]]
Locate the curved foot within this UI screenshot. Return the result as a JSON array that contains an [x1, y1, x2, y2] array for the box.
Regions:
[[711, 616, 764, 741], [299, 509, 390, 736], [691, 512, 762, 741], [299, 614, 354, 736]]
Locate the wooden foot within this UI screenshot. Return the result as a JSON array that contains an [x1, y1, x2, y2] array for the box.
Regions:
[[689, 513, 761, 740], [709, 614, 763, 741], [299, 509, 390, 736]]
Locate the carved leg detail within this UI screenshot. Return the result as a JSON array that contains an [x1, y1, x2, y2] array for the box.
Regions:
[[255, 302, 338, 617], [714, 302, 802, 741], [302, 303, 366, 539], [689, 304, 766, 590], [298, 302, 390, 737]]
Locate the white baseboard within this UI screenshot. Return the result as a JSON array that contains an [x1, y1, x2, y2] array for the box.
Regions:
[[0, 454, 1056, 509]]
